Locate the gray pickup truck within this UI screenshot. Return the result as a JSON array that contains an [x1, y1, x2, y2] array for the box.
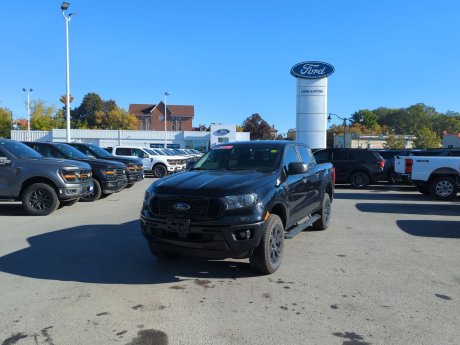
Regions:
[[0, 139, 94, 216]]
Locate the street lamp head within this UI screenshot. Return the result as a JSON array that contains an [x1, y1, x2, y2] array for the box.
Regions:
[[164, 92, 170, 97], [61, 2, 70, 10], [327, 113, 332, 121], [22, 88, 26, 92]]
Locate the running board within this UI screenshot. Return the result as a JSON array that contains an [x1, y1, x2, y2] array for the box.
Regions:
[[284, 214, 321, 239]]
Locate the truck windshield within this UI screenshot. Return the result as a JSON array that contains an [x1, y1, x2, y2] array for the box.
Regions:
[[0, 140, 42, 159], [192, 145, 281, 172], [54, 143, 88, 159], [87, 144, 113, 158]]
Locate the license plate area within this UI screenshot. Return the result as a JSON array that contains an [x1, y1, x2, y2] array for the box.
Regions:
[[166, 218, 190, 236]]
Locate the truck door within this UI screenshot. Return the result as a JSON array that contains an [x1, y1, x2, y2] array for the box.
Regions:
[[283, 145, 307, 226], [297, 145, 322, 214], [0, 148, 14, 196]]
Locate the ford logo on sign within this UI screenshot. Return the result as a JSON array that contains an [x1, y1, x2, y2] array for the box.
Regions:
[[290, 61, 335, 79], [173, 202, 191, 212], [214, 129, 230, 136]]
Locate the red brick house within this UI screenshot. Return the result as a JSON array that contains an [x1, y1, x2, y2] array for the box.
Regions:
[[128, 102, 194, 131]]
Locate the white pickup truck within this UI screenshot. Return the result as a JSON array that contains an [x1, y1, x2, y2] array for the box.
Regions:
[[394, 155, 460, 200]]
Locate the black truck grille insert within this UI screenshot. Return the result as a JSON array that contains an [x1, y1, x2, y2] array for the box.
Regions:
[[150, 196, 222, 219]]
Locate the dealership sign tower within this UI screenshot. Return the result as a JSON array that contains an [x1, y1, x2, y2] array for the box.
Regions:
[[290, 61, 334, 149]]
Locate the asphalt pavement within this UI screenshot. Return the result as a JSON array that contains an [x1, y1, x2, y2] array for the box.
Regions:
[[0, 179, 458, 345]]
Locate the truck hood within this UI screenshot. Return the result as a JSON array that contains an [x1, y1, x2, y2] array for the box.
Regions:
[[153, 170, 275, 196], [22, 157, 91, 170], [77, 158, 126, 169]]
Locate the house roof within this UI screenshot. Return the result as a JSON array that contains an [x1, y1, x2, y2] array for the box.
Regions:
[[129, 103, 194, 118]]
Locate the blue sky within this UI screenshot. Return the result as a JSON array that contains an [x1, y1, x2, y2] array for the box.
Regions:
[[1, 0, 459, 135]]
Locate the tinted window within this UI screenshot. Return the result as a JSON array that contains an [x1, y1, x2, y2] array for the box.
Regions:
[[116, 148, 131, 156], [282, 146, 299, 169], [132, 148, 146, 158], [449, 150, 460, 157], [297, 145, 314, 165], [333, 150, 348, 160], [349, 150, 374, 161], [314, 150, 331, 162]]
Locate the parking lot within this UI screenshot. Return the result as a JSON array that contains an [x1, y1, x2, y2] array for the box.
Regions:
[[0, 179, 458, 345]]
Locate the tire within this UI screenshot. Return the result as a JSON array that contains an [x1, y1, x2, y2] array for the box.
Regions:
[[152, 164, 168, 178], [429, 176, 457, 201], [350, 171, 370, 189], [313, 193, 332, 230], [416, 184, 430, 195], [148, 242, 179, 260], [80, 179, 102, 202], [22, 183, 60, 216], [249, 214, 284, 274]]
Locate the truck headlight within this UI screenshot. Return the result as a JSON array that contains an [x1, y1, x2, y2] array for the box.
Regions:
[[102, 169, 116, 178], [59, 170, 78, 183], [221, 193, 257, 210]]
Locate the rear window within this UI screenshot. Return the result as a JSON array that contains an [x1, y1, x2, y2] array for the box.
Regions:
[[349, 150, 379, 161]]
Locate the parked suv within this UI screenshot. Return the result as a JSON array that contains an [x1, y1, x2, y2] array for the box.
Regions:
[[68, 142, 144, 187], [313, 148, 385, 188], [0, 139, 93, 215], [23, 141, 127, 202], [371, 149, 411, 184]]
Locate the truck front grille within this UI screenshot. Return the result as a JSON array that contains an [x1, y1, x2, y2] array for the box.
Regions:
[[150, 196, 223, 220], [79, 170, 92, 181]]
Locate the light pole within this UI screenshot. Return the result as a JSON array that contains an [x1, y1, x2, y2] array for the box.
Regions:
[[164, 92, 169, 148], [61, 2, 76, 143], [328, 113, 350, 148], [22, 88, 33, 140]]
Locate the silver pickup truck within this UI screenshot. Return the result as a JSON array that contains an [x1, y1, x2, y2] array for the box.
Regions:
[[0, 139, 94, 215]]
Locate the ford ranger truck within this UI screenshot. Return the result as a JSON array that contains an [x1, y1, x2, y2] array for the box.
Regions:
[[141, 141, 335, 274], [68, 142, 144, 187], [0, 139, 93, 216], [23, 141, 128, 202]]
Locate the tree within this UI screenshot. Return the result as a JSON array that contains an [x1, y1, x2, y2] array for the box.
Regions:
[[93, 106, 137, 130], [71, 92, 105, 128], [286, 128, 296, 140], [351, 109, 379, 130], [413, 127, 441, 148], [385, 134, 405, 149], [0, 107, 13, 138], [30, 100, 57, 131], [242, 113, 273, 140]]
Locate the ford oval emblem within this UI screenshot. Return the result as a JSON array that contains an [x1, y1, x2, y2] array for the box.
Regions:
[[214, 129, 230, 136], [173, 202, 191, 211], [290, 61, 335, 79]]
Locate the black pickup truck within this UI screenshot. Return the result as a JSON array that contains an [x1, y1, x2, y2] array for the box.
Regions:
[[140, 141, 335, 274], [68, 142, 144, 187], [23, 141, 128, 202]]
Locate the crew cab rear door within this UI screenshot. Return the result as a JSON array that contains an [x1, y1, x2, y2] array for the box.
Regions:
[[0, 148, 15, 196], [296, 145, 322, 213]]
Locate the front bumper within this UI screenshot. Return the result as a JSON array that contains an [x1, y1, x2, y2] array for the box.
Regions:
[[101, 177, 128, 194], [127, 172, 144, 184], [59, 180, 94, 200], [140, 215, 265, 259]]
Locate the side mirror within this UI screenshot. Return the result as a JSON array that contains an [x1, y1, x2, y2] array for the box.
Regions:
[[287, 162, 307, 175], [0, 156, 11, 166], [143, 153, 149, 158]]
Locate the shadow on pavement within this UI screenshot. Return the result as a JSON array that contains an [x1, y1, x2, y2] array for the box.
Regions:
[[355, 202, 460, 216], [397, 220, 460, 238], [0, 220, 255, 284], [0, 203, 27, 216]]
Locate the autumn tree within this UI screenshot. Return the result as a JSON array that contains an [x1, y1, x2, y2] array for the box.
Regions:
[[0, 107, 13, 138], [93, 105, 137, 130], [30, 100, 57, 130], [242, 113, 273, 140]]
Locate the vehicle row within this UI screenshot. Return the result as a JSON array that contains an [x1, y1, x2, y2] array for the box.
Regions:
[[0, 139, 144, 216], [106, 146, 202, 178]]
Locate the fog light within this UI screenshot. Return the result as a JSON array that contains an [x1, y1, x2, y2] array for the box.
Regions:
[[235, 230, 252, 240]]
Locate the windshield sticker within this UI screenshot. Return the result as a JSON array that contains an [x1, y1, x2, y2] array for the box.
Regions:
[[214, 145, 233, 150]]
